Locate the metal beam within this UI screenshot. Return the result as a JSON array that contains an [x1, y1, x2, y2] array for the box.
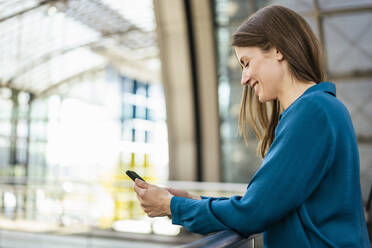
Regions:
[[7, 31, 157, 87], [321, 5, 372, 17], [0, 84, 31, 95], [329, 70, 372, 81], [35, 65, 104, 99], [6, 40, 100, 86], [303, 5, 372, 17], [0, 0, 58, 23], [1, 65, 105, 99], [357, 135, 372, 144], [313, 0, 328, 78]]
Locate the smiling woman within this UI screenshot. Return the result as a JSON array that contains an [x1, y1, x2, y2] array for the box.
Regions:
[[232, 5, 324, 159], [133, 5, 370, 248]]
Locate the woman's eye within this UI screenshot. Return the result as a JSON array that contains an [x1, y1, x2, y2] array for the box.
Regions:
[[244, 62, 249, 68]]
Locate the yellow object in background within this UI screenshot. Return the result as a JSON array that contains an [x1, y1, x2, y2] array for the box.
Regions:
[[100, 150, 159, 229], [143, 154, 156, 183]]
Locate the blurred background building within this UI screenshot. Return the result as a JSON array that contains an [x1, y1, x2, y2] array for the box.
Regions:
[[0, 0, 371, 247]]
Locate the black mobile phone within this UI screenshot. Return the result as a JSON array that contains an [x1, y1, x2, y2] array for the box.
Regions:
[[126, 170, 146, 182]]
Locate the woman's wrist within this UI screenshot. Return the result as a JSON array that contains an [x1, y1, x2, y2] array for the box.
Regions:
[[166, 194, 174, 216], [188, 193, 201, 200]]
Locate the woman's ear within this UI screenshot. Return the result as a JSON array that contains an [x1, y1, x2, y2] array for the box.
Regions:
[[275, 48, 284, 62]]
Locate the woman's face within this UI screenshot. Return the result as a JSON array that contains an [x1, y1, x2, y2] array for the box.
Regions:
[[234, 46, 285, 102]]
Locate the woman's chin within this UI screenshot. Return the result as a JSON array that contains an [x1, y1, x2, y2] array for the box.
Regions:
[[257, 95, 265, 103], [257, 94, 274, 103]]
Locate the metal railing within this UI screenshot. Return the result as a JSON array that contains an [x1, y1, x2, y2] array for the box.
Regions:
[[0, 176, 267, 247], [179, 230, 261, 248], [0, 176, 247, 235]]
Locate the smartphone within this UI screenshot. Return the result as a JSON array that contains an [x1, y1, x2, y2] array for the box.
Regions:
[[126, 170, 146, 182]]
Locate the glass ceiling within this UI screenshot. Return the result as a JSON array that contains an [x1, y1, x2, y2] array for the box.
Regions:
[[0, 0, 159, 98]]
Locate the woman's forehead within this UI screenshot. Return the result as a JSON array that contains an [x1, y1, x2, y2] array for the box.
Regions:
[[234, 46, 259, 60], [234, 46, 275, 61]]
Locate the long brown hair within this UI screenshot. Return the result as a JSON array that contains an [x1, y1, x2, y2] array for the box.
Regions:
[[232, 5, 325, 159]]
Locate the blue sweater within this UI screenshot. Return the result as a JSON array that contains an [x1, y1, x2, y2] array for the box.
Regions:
[[170, 82, 370, 247]]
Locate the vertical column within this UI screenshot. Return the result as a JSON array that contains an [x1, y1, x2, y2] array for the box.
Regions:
[[190, 0, 221, 182], [24, 92, 34, 220], [9, 89, 19, 176], [154, 0, 197, 181], [313, 0, 328, 78], [24, 93, 34, 178]]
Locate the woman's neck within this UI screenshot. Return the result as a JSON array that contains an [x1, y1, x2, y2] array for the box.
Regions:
[[279, 80, 316, 110]]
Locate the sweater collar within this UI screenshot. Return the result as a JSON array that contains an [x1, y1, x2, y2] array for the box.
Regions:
[[302, 81, 336, 97], [279, 81, 336, 120]]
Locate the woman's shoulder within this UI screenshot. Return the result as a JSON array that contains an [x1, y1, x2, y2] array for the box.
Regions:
[[279, 90, 353, 134], [279, 88, 351, 128], [301, 90, 351, 122]]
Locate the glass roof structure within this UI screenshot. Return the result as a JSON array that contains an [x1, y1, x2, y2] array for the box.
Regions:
[[0, 0, 159, 99]]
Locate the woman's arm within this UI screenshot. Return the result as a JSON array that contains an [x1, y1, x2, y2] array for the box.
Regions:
[[170, 99, 336, 237]]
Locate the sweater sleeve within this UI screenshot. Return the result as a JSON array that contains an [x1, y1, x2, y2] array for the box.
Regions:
[[170, 100, 336, 237]]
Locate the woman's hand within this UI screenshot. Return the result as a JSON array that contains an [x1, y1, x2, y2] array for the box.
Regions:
[[134, 179, 173, 218]]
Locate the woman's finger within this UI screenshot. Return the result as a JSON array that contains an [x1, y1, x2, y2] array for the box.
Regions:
[[134, 183, 145, 197], [135, 178, 149, 189], [141, 202, 150, 208]]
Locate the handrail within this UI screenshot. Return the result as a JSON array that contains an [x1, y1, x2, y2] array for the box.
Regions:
[[0, 176, 257, 246], [0, 177, 247, 193], [178, 230, 260, 248]]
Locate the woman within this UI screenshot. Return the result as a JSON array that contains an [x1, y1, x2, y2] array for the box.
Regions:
[[133, 5, 370, 247]]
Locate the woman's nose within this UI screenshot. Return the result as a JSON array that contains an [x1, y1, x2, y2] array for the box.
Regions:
[[241, 70, 250, 86]]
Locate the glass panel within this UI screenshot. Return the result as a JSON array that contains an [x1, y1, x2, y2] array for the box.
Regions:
[[319, 0, 372, 10], [31, 98, 48, 121], [359, 143, 372, 202], [338, 78, 372, 203], [28, 140, 47, 179], [0, 137, 10, 172], [335, 79, 372, 137], [324, 12, 372, 75], [102, 0, 156, 32], [214, 0, 262, 183], [17, 120, 28, 139], [0, 0, 38, 20], [0, 0, 172, 241], [0, 122, 11, 136], [16, 137, 27, 168]]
